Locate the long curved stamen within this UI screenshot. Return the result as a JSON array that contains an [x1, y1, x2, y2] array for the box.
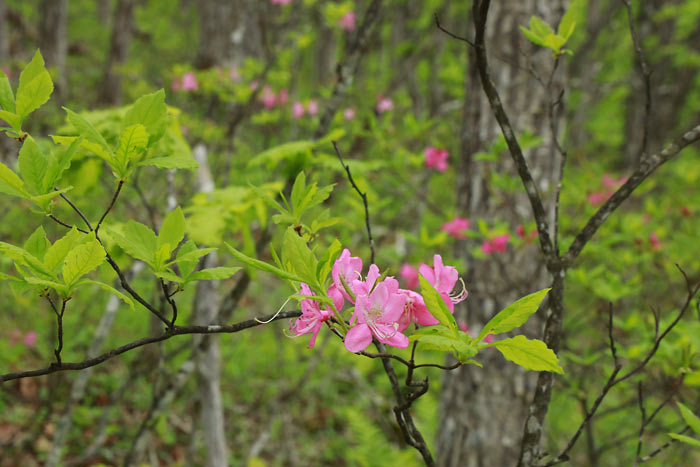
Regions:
[[256, 296, 292, 323], [367, 320, 398, 340], [449, 277, 468, 303]]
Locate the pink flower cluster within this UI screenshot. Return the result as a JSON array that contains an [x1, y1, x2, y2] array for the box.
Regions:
[[441, 217, 469, 239], [8, 329, 38, 348], [376, 95, 393, 114], [338, 11, 356, 31], [171, 72, 199, 92], [481, 234, 509, 254], [292, 99, 319, 119], [261, 86, 289, 110], [425, 147, 449, 172], [290, 250, 468, 352], [588, 173, 628, 206], [270, 0, 292, 5]]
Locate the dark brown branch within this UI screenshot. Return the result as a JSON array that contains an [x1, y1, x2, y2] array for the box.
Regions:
[[58, 190, 93, 231], [160, 279, 178, 327], [333, 141, 375, 265], [0, 310, 302, 384], [95, 180, 124, 232], [48, 215, 89, 234], [434, 12, 475, 47]]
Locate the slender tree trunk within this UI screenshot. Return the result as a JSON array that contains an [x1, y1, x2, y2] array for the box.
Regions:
[[194, 0, 236, 69], [438, 2, 566, 465], [39, 0, 68, 101], [98, 0, 136, 105], [0, 0, 9, 62]]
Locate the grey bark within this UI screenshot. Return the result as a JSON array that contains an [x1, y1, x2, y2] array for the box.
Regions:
[[98, 0, 136, 105], [0, 0, 8, 62], [39, 0, 68, 101], [437, 2, 566, 466]]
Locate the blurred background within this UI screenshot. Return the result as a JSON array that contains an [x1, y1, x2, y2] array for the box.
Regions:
[[1, 0, 700, 465]]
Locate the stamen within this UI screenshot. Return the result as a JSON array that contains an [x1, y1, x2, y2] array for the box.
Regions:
[[449, 277, 468, 303], [256, 297, 292, 323]]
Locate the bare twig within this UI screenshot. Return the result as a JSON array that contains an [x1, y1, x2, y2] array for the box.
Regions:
[[95, 180, 124, 232], [434, 12, 475, 47]]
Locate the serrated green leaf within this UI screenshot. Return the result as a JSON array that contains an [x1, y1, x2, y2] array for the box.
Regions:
[[669, 433, 700, 448], [62, 234, 106, 287], [0, 161, 30, 198], [25, 276, 67, 295], [678, 403, 700, 435], [24, 226, 50, 260], [558, 0, 582, 40], [542, 34, 567, 52], [0, 70, 15, 113], [529, 16, 554, 38], [115, 124, 148, 169], [0, 241, 54, 278], [490, 336, 563, 373], [247, 140, 314, 169], [123, 89, 168, 146], [157, 206, 185, 255], [43, 136, 82, 191], [75, 279, 134, 309], [154, 269, 182, 283], [30, 186, 72, 209], [476, 288, 550, 342], [418, 275, 458, 334], [290, 171, 307, 212], [173, 240, 199, 278], [316, 239, 341, 287], [15, 68, 53, 120], [224, 242, 305, 283], [154, 243, 171, 271], [44, 227, 82, 273], [300, 183, 334, 213], [0, 109, 20, 131], [282, 227, 318, 285], [136, 153, 198, 169], [18, 50, 46, 90], [18, 136, 49, 194], [104, 221, 156, 265], [187, 266, 241, 282], [63, 107, 114, 161], [520, 26, 546, 47]]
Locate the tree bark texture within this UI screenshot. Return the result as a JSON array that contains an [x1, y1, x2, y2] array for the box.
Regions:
[[0, 0, 8, 62], [98, 0, 135, 106], [438, 2, 566, 466], [39, 0, 68, 101]]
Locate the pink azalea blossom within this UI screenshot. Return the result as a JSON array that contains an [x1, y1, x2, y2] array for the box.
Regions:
[[261, 85, 276, 109], [290, 283, 331, 348], [376, 95, 393, 113], [399, 263, 419, 290], [602, 173, 628, 189], [181, 72, 199, 91], [292, 102, 305, 119], [424, 147, 449, 172], [680, 206, 691, 216], [441, 217, 469, 239], [398, 289, 439, 330], [229, 66, 240, 82], [23, 331, 38, 348], [270, 0, 292, 4], [649, 232, 662, 250], [338, 11, 356, 31], [516, 224, 526, 238], [352, 264, 387, 298], [418, 254, 467, 313], [587, 191, 612, 206], [332, 249, 363, 301], [170, 76, 181, 92], [343, 107, 356, 120], [277, 89, 289, 105], [250, 80, 259, 91], [482, 234, 509, 254], [344, 281, 408, 352], [307, 99, 319, 116]]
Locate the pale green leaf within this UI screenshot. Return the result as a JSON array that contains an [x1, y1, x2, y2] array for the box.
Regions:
[[476, 288, 550, 342], [18, 136, 49, 194], [24, 276, 68, 295], [154, 243, 172, 271], [154, 269, 183, 283], [18, 50, 46, 89], [490, 336, 563, 373], [225, 242, 305, 283], [0, 161, 30, 198], [157, 206, 185, 254], [247, 140, 314, 168], [0, 70, 15, 113], [530, 16, 554, 38], [115, 124, 148, 168], [137, 153, 198, 169], [678, 403, 700, 435], [418, 275, 458, 334], [43, 136, 82, 191], [63, 107, 114, 160], [668, 433, 700, 448], [282, 227, 317, 285], [0, 241, 54, 278], [15, 69, 53, 119], [558, 0, 583, 40], [520, 26, 546, 47], [44, 227, 82, 272], [24, 226, 50, 260], [62, 234, 106, 286], [172, 240, 201, 278], [0, 109, 21, 131], [123, 89, 168, 146], [187, 266, 241, 281], [75, 279, 135, 308]]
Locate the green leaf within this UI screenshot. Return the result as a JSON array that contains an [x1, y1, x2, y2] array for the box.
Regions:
[[64, 107, 114, 161], [25, 276, 68, 295], [247, 140, 314, 169], [123, 89, 168, 146], [0, 70, 15, 113], [418, 275, 458, 334], [157, 206, 185, 254], [18, 136, 49, 194], [75, 279, 135, 309], [0, 161, 30, 198], [24, 226, 50, 260], [15, 70, 53, 120], [187, 267, 241, 281], [44, 227, 82, 273], [290, 171, 307, 212], [154, 269, 182, 283], [282, 227, 317, 285], [115, 124, 148, 169], [668, 433, 700, 448], [154, 243, 172, 271], [490, 336, 563, 373], [558, 0, 582, 40], [520, 26, 546, 47], [0, 241, 53, 278], [30, 186, 72, 209], [43, 136, 82, 191], [172, 240, 200, 278], [104, 221, 156, 265], [0, 109, 21, 131], [137, 153, 198, 169], [529, 16, 554, 38], [18, 50, 46, 90], [475, 288, 550, 342], [678, 403, 700, 435], [62, 234, 106, 287], [316, 239, 341, 287], [542, 34, 567, 52], [224, 242, 305, 283]]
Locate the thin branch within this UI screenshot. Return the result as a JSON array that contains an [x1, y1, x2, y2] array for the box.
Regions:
[[333, 141, 375, 264], [160, 279, 178, 327], [637, 427, 689, 463], [95, 180, 124, 232], [434, 12, 475, 47], [58, 190, 93, 231], [48, 215, 89, 233], [0, 310, 302, 384]]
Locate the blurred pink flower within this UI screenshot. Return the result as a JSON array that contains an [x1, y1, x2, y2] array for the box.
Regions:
[[229, 66, 240, 82], [23, 331, 38, 348], [680, 206, 691, 216], [441, 217, 469, 239], [250, 80, 259, 91], [602, 173, 628, 189], [277, 89, 289, 105], [516, 224, 526, 238], [292, 102, 305, 119], [181, 72, 199, 91], [261, 85, 276, 109], [399, 263, 419, 290], [270, 0, 292, 4], [170, 76, 181, 92], [376, 95, 393, 113], [339, 11, 356, 31], [587, 191, 611, 206], [649, 232, 662, 250], [482, 234, 509, 254], [343, 107, 356, 120], [307, 99, 319, 116], [424, 147, 449, 172]]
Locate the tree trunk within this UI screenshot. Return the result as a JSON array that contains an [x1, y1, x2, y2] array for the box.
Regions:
[[437, 2, 566, 466], [0, 0, 9, 62], [98, 0, 136, 106], [39, 0, 68, 101]]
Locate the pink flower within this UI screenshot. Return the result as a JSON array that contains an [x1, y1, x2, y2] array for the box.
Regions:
[[250, 80, 259, 91], [680, 206, 691, 216], [516, 224, 526, 238], [290, 283, 331, 348], [270, 0, 292, 4], [602, 173, 628, 189], [418, 254, 467, 313], [229, 66, 240, 82], [261, 85, 276, 109], [482, 234, 509, 254], [292, 102, 305, 119], [424, 147, 449, 172], [649, 232, 662, 250], [171, 76, 181, 92], [338, 11, 356, 31], [307, 99, 319, 116], [23, 331, 38, 348], [343, 107, 356, 120], [587, 191, 611, 206], [376, 95, 393, 113], [398, 289, 439, 330], [181, 72, 199, 91], [277, 89, 289, 105], [441, 217, 469, 239], [344, 281, 408, 352], [332, 249, 363, 301], [399, 263, 419, 290]]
